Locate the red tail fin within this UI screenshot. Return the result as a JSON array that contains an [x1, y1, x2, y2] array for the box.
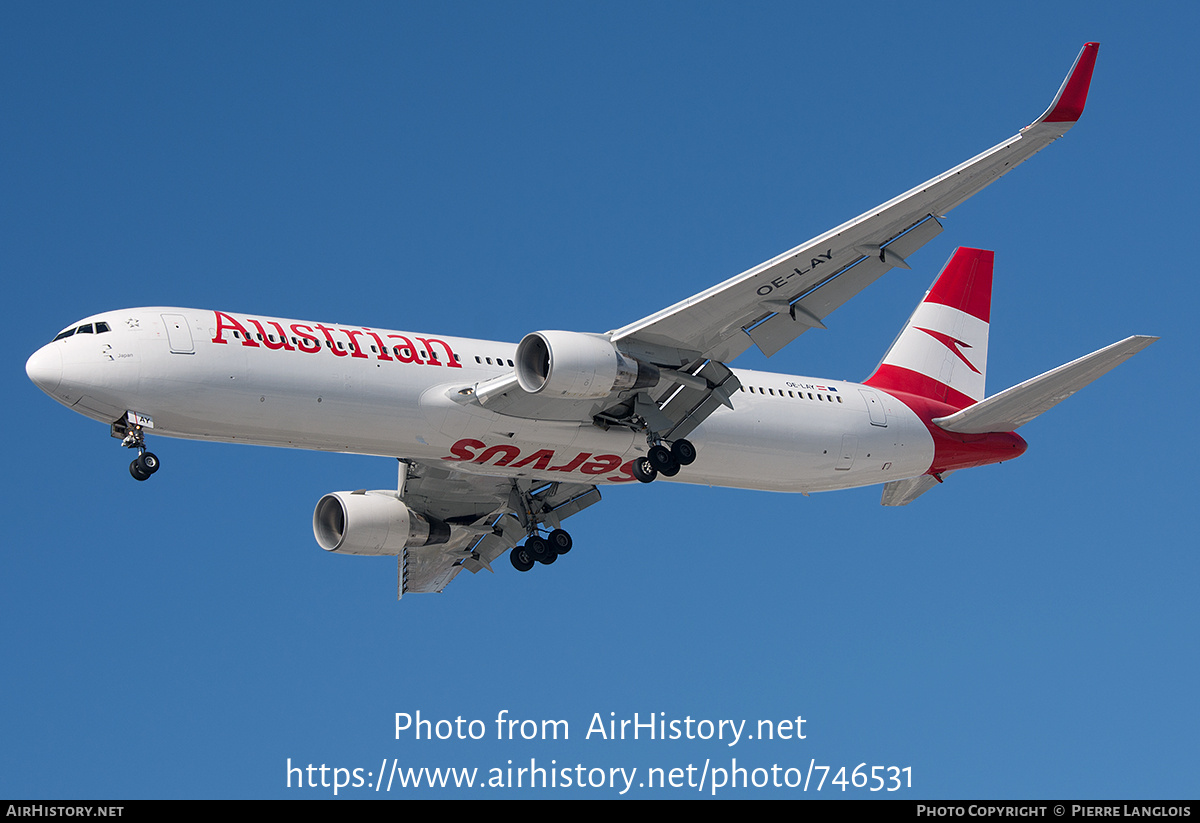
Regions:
[[864, 248, 993, 409]]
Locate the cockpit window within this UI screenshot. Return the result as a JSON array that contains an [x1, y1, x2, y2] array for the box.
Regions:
[[50, 321, 112, 342]]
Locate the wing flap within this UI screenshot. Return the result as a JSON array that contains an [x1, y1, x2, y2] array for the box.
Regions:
[[655, 360, 742, 440], [400, 544, 466, 594], [459, 514, 525, 575], [538, 485, 602, 529], [746, 215, 944, 357], [390, 461, 603, 597]]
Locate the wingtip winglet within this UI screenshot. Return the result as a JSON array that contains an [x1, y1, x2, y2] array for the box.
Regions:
[[1030, 42, 1099, 128]]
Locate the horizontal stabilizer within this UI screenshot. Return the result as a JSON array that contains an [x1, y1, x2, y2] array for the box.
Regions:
[[932, 335, 1157, 434], [881, 473, 950, 507]]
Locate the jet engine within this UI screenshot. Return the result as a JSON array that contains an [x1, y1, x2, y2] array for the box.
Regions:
[[514, 331, 659, 400], [313, 491, 450, 556]]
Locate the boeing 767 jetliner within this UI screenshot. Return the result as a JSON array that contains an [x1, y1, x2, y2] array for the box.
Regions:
[[25, 43, 1155, 597]]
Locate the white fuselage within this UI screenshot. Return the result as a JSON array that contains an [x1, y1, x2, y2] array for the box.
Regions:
[[28, 307, 936, 494]]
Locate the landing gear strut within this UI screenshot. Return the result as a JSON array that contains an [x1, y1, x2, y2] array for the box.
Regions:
[[507, 482, 585, 574], [632, 437, 696, 484], [117, 419, 160, 482]]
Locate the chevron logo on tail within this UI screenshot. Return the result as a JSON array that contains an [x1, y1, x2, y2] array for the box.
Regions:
[[864, 247, 992, 409]]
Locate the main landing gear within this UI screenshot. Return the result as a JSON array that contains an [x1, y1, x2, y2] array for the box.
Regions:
[[631, 438, 696, 484], [509, 528, 573, 573]]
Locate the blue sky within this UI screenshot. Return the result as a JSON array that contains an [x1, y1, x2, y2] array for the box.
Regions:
[[4, 2, 1196, 799]]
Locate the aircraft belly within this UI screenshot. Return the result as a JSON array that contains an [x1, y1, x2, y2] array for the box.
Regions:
[[428, 386, 641, 482], [673, 382, 934, 493], [189, 355, 438, 455]]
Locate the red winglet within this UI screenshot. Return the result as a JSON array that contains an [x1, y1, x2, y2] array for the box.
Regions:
[[1034, 42, 1099, 125]]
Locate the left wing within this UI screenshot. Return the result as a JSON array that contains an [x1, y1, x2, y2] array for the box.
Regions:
[[394, 460, 601, 597], [613, 43, 1099, 365]]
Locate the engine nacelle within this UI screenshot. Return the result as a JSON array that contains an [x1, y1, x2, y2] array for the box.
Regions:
[[313, 491, 450, 556], [514, 330, 659, 400]]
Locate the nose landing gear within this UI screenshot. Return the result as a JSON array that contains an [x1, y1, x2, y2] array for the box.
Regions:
[[113, 412, 161, 482]]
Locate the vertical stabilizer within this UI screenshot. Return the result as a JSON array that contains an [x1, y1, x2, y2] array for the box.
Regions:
[[864, 247, 992, 409]]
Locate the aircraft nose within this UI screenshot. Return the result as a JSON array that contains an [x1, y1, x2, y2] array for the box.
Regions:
[[26, 344, 63, 395]]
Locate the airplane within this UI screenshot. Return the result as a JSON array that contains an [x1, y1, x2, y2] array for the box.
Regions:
[[25, 42, 1156, 598]]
